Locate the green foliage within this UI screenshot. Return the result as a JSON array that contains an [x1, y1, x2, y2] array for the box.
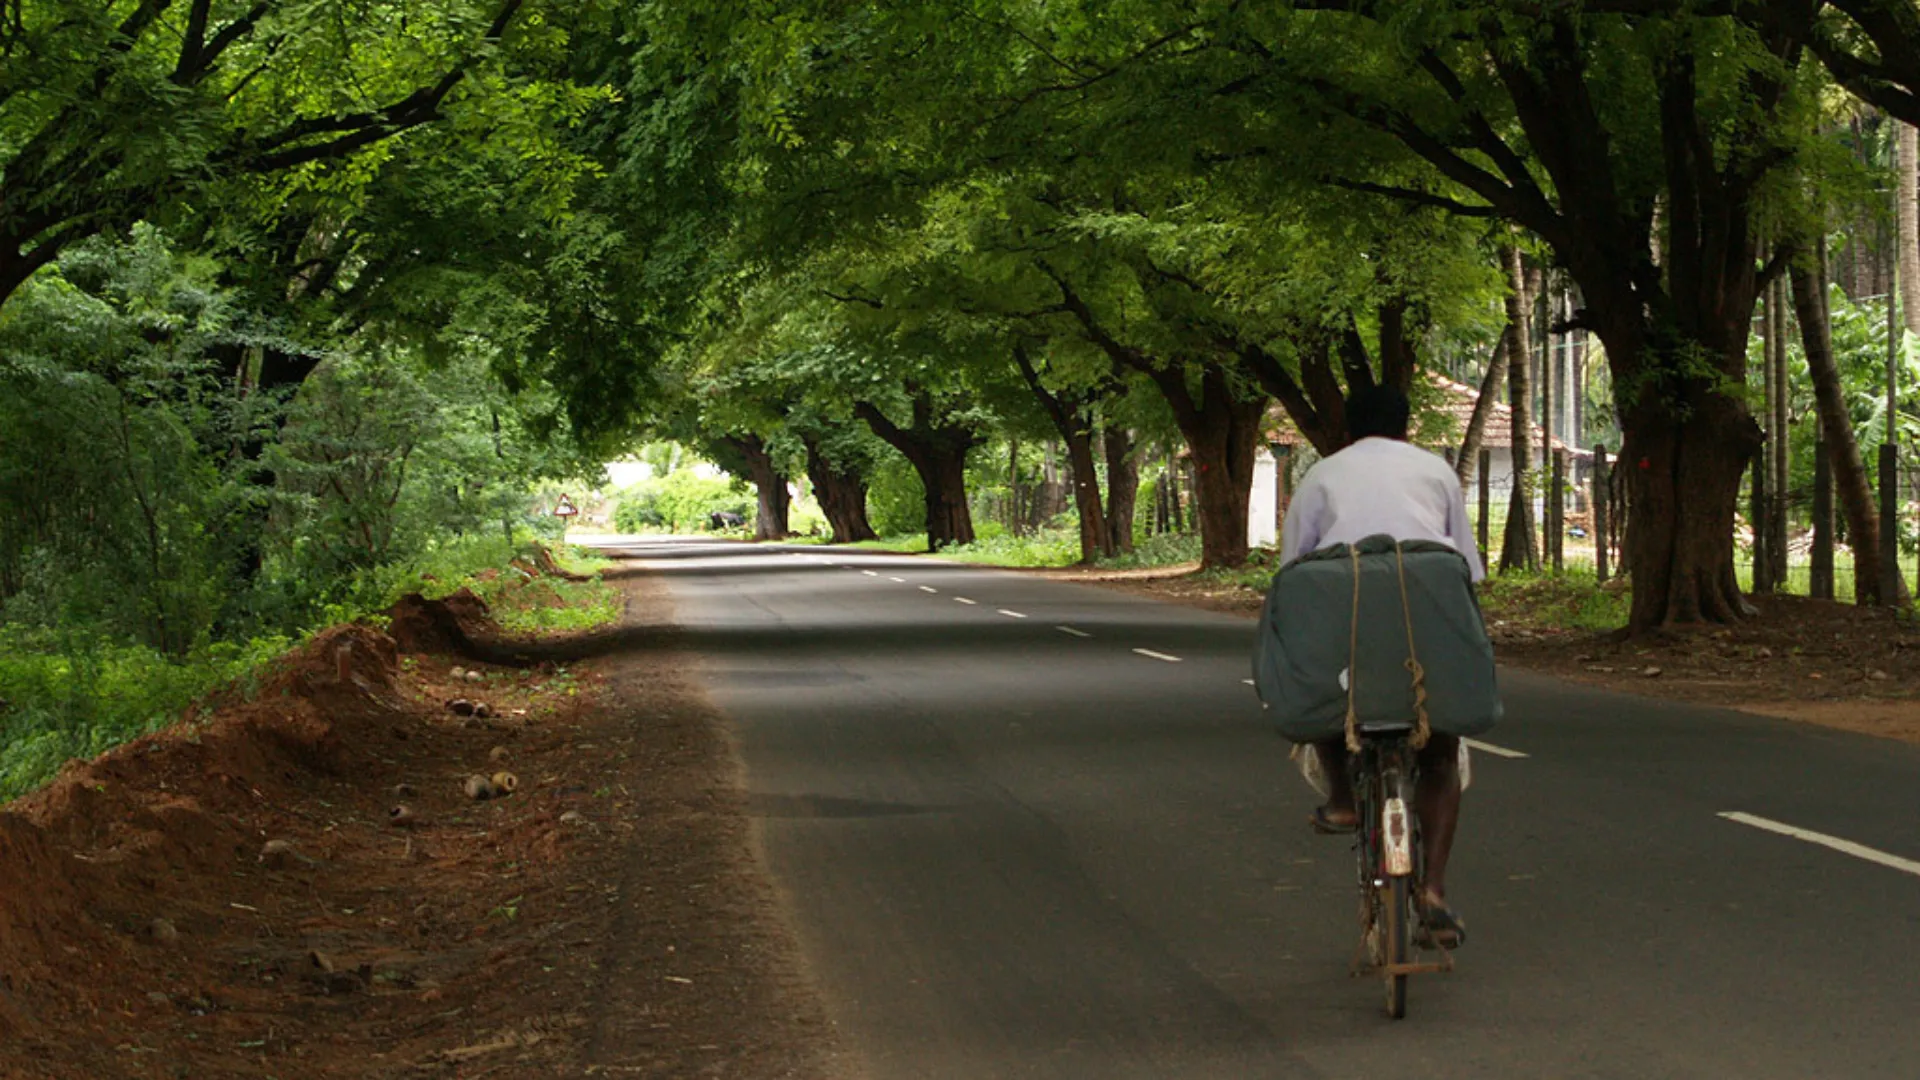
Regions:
[[1101, 532, 1203, 571], [1479, 572, 1633, 635], [0, 629, 291, 802], [865, 457, 929, 538], [612, 470, 751, 532], [936, 529, 1081, 568]]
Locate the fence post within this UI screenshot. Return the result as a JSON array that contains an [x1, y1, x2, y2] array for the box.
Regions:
[[1593, 446, 1610, 583], [1548, 449, 1566, 572], [1881, 443, 1900, 606], [1812, 438, 1835, 601], [1751, 446, 1772, 593], [1477, 449, 1491, 562]]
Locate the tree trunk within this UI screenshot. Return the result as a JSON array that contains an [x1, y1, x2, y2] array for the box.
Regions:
[[1104, 424, 1138, 555], [1061, 429, 1108, 563], [1500, 248, 1539, 572], [1792, 238, 1901, 605], [852, 400, 979, 551], [1541, 269, 1559, 565], [1010, 345, 1110, 562], [918, 449, 975, 550], [1454, 323, 1511, 486], [716, 434, 791, 541], [1142, 365, 1266, 568], [1615, 387, 1755, 624], [1768, 268, 1790, 589], [1600, 298, 1764, 629], [803, 439, 876, 544], [1899, 121, 1920, 340], [1164, 448, 1183, 533]]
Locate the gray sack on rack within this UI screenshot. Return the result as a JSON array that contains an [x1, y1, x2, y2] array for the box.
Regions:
[[1253, 535, 1501, 743]]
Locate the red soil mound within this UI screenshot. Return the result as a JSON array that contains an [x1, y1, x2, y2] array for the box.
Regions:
[[0, 626, 401, 1050], [385, 587, 499, 656]]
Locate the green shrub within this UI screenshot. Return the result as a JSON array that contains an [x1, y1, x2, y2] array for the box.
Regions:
[[866, 458, 926, 537], [0, 537, 619, 803], [1101, 532, 1202, 569], [611, 471, 751, 533], [0, 630, 287, 802], [937, 528, 1080, 567]]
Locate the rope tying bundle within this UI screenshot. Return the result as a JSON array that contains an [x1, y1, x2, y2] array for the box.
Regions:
[[1340, 542, 1433, 753]]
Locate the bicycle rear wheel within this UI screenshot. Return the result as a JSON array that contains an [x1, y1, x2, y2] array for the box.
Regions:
[[1382, 876, 1410, 1019]]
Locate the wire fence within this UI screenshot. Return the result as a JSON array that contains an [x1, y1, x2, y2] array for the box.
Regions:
[[1456, 449, 1917, 603]]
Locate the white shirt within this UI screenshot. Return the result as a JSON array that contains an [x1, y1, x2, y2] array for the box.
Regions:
[[1281, 437, 1486, 581]]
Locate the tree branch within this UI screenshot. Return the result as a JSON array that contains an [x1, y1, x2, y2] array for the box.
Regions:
[[1324, 178, 1499, 218]]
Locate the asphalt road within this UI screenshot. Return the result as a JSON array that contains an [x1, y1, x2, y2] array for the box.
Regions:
[[588, 536, 1920, 1079]]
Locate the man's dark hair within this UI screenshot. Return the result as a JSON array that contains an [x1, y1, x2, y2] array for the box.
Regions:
[[1346, 384, 1411, 443]]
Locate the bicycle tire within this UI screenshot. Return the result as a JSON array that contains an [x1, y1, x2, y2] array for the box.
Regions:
[[1383, 875, 1411, 1018]]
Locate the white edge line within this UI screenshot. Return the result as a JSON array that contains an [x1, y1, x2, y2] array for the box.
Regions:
[[1133, 648, 1183, 663], [1057, 626, 1092, 638], [919, 585, 939, 593], [997, 609, 1028, 619], [1462, 738, 1529, 760], [954, 597, 978, 605], [1720, 811, 1920, 877]]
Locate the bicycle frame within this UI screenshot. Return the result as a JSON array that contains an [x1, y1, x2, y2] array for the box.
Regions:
[[1349, 733, 1452, 1017]]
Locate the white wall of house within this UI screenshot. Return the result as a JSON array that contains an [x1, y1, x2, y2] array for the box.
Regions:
[[1249, 447, 1279, 549]]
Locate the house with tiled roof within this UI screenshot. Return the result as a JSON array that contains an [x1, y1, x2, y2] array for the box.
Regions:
[[1247, 372, 1593, 549], [1266, 372, 1588, 479]]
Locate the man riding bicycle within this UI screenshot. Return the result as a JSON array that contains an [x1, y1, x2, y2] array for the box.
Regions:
[[1272, 384, 1487, 949]]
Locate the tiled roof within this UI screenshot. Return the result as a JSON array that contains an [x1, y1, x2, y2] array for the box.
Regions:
[[1270, 372, 1586, 455]]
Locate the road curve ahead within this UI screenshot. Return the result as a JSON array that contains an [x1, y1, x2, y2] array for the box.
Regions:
[[587, 536, 1920, 1080]]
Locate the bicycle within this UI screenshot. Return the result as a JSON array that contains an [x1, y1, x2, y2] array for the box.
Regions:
[[1347, 721, 1452, 1019]]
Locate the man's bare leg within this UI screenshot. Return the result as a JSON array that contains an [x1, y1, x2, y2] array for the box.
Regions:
[[1414, 733, 1464, 943], [1312, 738, 1357, 829]]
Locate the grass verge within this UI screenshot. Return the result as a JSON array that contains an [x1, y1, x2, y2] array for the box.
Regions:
[[0, 538, 621, 803], [1478, 569, 1631, 633]]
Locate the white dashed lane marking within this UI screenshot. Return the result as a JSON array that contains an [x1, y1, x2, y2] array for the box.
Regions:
[[862, 570, 878, 577], [1133, 649, 1183, 663], [1720, 812, 1920, 878], [889, 576, 907, 582], [998, 609, 1028, 619], [1463, 738, 1529, 760], [954, 597, 978, 605], [920, 586, 939, 594], [1057, 626, 1092, 638]]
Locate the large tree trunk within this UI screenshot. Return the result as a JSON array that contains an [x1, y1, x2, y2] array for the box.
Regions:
[[1500, 248, 1539, 572], [1011, 345, 1110, 563], [803, 438, 876, 544], [1103, 424, 1138, 555], [1899, 121, 1920, 340], [917, 449, 975, 550], [1615, 385, 1757, 624], [1596, 244, 1765, 627], [1792, 238, 1902, 606], [1142, 365, 1267, 568], [1060, 432, 1108, 564], [852, 399, 980, 550], [716, 434, 791, 541]]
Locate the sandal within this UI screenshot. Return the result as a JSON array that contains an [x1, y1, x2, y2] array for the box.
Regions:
[[1416, 900, 1468, 950], [1308, 805, 1359, 834]]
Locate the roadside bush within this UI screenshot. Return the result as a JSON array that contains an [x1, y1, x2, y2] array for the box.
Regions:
[[866, 458, 926, 537], [611, 471, 751, 532], [937, 527, 1080, 567]]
